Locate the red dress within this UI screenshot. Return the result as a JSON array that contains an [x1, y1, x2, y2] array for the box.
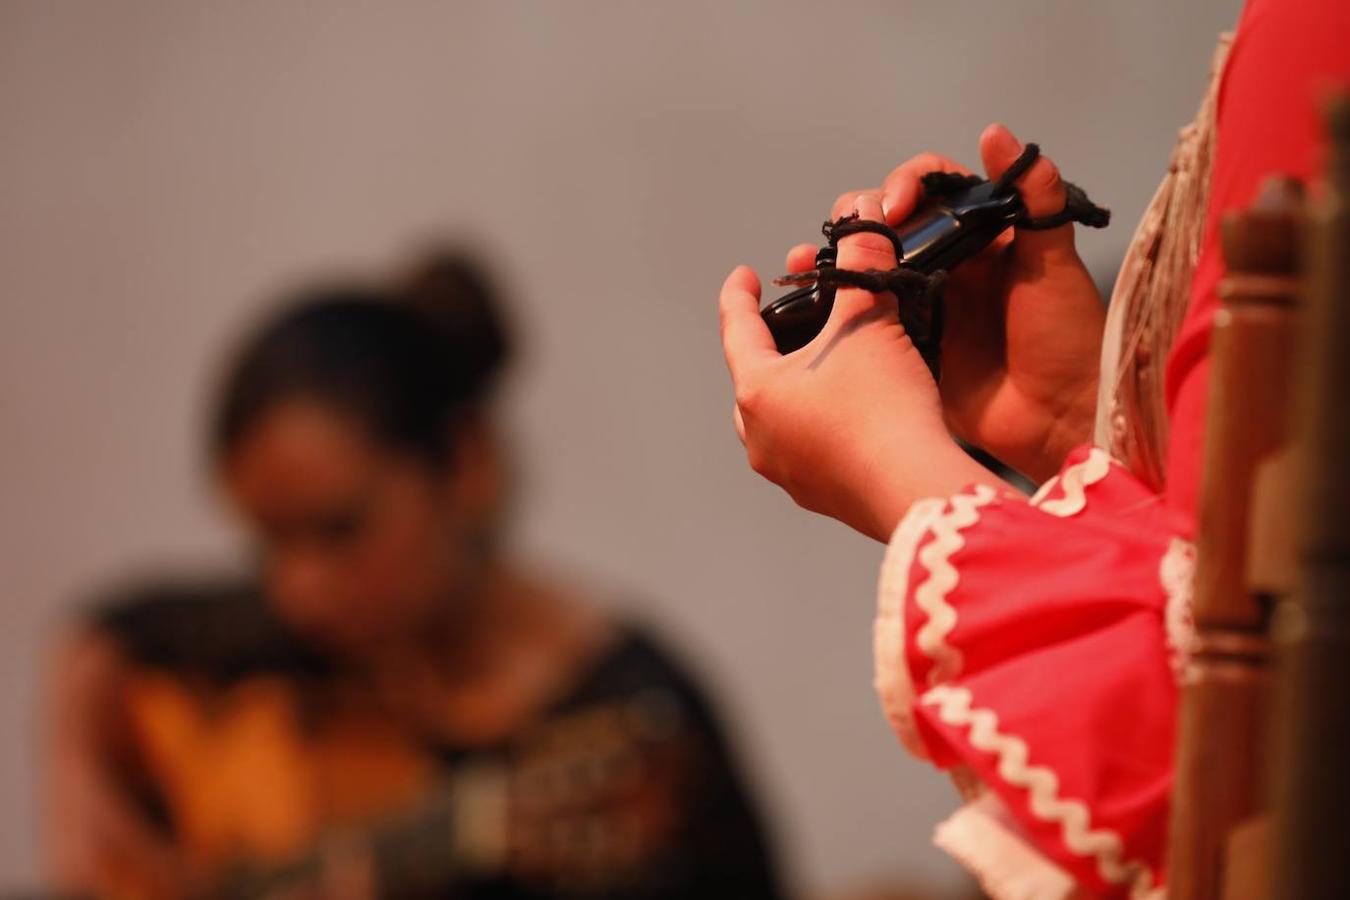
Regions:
[[873, 2, 1350, 896]]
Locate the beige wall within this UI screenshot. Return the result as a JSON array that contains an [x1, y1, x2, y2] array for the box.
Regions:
[[0, 1, 1241, 891]]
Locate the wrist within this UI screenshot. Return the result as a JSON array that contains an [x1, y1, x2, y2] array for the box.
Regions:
[[1016, 379, 1099, 483], [855, 428, 1005, 542]]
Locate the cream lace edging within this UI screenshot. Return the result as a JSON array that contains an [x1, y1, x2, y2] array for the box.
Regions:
[[1093, 34, 1233, 489], [935, 792, 1083, 900], [874, 497, 947, 759], [874, 485, 1000, 758], [1160, 537, 1197, 682]]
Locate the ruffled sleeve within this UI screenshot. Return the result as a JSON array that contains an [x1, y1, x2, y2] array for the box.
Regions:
[[874, 446, 1194, 899]]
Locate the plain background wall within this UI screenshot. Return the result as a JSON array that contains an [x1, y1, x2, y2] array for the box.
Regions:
[[1, 1, 1242, 892]]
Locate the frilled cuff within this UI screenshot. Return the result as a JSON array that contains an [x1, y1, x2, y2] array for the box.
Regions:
[[873, 446, 1193, 899]]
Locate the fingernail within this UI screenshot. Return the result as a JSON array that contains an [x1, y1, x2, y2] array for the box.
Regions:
[[854, 193, 882, 220]]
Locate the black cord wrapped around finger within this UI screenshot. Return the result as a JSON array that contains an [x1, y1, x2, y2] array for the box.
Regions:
[[771, 265, 948, 379]]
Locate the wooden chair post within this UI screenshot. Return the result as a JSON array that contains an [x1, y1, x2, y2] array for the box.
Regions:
[[1166, 177, 1304, 900], [1267, 93, 1350, 900]]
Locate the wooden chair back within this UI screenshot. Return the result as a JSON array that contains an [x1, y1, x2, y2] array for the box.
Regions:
[[1166, 175, 1304, 900], [1266, 92, 1350, 900]]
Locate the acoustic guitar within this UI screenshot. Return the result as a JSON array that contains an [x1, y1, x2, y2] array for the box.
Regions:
[[114, 669, 693, 899]]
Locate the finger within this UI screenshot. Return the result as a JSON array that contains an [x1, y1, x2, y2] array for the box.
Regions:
[[785, 242, 818, 274], [830, 188, 882, 221], [733, 403, 746, 446], [880, 152, 973, 226], [719, 265, 777, 383], [835, 193, 899, 273], [979, 123, 1074, 253], [829, 193, 899, 319], [979, 123, 1066, 219]]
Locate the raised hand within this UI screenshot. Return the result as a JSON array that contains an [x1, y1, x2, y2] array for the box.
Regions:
[[785, 124, 1105, 482], [721, 195, 1001, 542]]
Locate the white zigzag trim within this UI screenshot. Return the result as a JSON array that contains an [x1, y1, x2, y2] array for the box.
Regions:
[[1029, 447, 1112, 517], [874, 497, 949, 759], [913, 485, 999, 685], [921, 684, 1158, 897], [1160, 537, 1197, 684]]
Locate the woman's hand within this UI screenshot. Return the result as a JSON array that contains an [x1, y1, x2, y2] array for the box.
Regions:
[[720, 195, 1001, 543], [785, 124, 1105, 482]]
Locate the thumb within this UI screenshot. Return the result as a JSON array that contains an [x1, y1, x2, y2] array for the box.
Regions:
[[979, 123, 1075, 257]]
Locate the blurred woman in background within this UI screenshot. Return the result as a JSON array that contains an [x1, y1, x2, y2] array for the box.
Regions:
[[46, 250, 782, 899]]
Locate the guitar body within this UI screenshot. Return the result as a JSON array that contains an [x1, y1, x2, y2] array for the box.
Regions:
[[114, 666, 693, 898], [120, 670, 433, 893]]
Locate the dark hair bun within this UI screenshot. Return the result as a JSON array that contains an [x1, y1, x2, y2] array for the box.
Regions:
[[212, 248, 515, 464], [398, 248, 514, 405]]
